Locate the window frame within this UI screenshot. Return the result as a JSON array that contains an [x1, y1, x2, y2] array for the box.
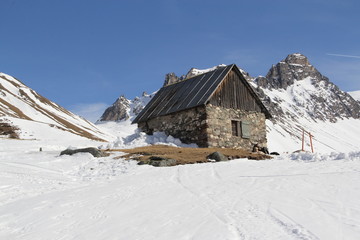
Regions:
[[231, 120, 251, 139]]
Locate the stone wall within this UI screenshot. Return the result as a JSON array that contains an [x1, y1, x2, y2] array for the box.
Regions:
[[137, 106, 209, 147], [137, 104, 268, 150], [205, 104, 267, 151]]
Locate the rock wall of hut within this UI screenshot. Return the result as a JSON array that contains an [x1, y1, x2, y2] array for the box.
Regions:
[[137, 106, 209, 147], [137, 103, 267, 150], [205, 104, 267, 151]]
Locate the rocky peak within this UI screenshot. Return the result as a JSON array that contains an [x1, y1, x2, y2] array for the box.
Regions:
[[284, 53, 310, 66], [98, 92, 154, 122], [163, 73, 181, 87], [163, 64, 227, 87], [99, 95, 130, 121], [259, 53, 321, 90], [254, 53, 360, 123]]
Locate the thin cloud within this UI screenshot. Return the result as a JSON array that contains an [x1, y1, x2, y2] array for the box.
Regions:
[[327, 53, 360, 59], [317, 60, 360, 91], [70, 103, 109, 123]]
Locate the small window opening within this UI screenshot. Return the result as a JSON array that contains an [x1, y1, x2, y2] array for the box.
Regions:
[[231, 120, 240, 136], [231, 120, 251, 139]]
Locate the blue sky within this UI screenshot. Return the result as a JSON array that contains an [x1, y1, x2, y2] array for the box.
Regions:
[[1, 0, 359, 121]]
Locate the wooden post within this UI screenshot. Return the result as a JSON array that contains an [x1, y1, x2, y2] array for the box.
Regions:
[[309, 132, 314, 153], [301, 129, 305, 151]]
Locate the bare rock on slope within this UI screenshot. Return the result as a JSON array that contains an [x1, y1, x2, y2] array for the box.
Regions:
[[254, 53, 360, 122], [99, 95, 130, 121]]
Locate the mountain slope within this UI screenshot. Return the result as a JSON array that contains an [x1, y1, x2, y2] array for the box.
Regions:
[[98, 92, 154, 122], [255, 53, 359, 122], [253, 53, 360, 152], [0, 72, 110, 142], [98, 54, 360, 153]]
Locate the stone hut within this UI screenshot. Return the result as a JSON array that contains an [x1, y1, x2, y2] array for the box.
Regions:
[[132, 64, 271, 151]]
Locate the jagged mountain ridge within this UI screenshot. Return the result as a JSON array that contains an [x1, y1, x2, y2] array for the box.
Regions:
[[0, 73, 109, 141], [99, 92, 153, 122], [163, 64, 253, 87], [99, 65, 251, 122], [251, 53, 360, 152], [98, 53, 360, 152], [254, 53, 360, 123]]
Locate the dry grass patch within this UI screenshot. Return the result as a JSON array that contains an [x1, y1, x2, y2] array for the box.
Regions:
[[110, 145, 271, 165]]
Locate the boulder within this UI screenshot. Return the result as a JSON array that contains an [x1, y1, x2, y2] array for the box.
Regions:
[[148, 156, 177, 167], [60, 147, 109, 158], [207, 152, 228, 162]]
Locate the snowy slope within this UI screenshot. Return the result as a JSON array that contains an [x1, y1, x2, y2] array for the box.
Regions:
[[254, 54, 360, 153], [99, 55, 360, 153], [0, 72, 111, 142], [349, 90, 360, 101], [1, 138, 360, 240], [257, 77, 360, 153], [2, 61, 360, 239]]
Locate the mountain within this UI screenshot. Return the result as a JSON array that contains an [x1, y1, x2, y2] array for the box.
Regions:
[[253, 53, 360, 152], [0, 72, 110, 142], [98, 92, 153, 122], [255, 53, 360, 122], [99, 54, 360, 153]]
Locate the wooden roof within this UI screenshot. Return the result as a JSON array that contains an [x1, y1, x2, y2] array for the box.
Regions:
[[133, 64, 270, 123]]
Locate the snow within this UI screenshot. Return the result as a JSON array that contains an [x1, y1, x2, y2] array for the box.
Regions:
[[1, 69, 360, 239], [267, 117, 360, 153], [188, 64, 227, 77], [348, 90, 360, 101], [289, 63, 304, 67], [0, 73, 111, 142], [96, 119, 197, 149], [259, 77, 360, 153], [1, 138, 360, 239]]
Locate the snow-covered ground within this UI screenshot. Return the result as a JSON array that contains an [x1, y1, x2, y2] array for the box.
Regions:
[[1, 69, 360, 239], [1, 137, 360, 240], [267, 118, 360, 153]]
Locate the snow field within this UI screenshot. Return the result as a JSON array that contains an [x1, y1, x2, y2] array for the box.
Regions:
[[1, 140, 360, 240], [96, 120, 197, 149]]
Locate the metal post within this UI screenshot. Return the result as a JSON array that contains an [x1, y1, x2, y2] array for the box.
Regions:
[[309, 132, 314, 153], [302, 129, 305, 151]]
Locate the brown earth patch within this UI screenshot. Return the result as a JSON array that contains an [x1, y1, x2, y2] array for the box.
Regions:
[[0, 120, 19, 139], [110, 145, 271, 165]]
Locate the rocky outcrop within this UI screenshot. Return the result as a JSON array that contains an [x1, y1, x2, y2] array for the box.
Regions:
[[254, 53, 360, 123], [132, 92, 150, 116], [162, 65, 229, 87], [260, 53, 320, 90], [0, 118, 19, 139], [98, 92, 153, 123], [60, 147, 109, 158], [99, 95, 130, 121], [163, 73, 181, 86]]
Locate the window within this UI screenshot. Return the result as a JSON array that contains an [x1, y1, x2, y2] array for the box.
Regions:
[[231, 120, 239, 136], [241, 121, 251, 139], [231, 120, 251, 138]]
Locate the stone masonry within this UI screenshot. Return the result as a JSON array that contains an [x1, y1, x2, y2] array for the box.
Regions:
[[138, 104, 267, 151], [205, 104, 267, 151], [137, 106, 209, 147]]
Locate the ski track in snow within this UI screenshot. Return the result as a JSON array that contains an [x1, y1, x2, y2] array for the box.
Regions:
[[1, 140, 360, 239]]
